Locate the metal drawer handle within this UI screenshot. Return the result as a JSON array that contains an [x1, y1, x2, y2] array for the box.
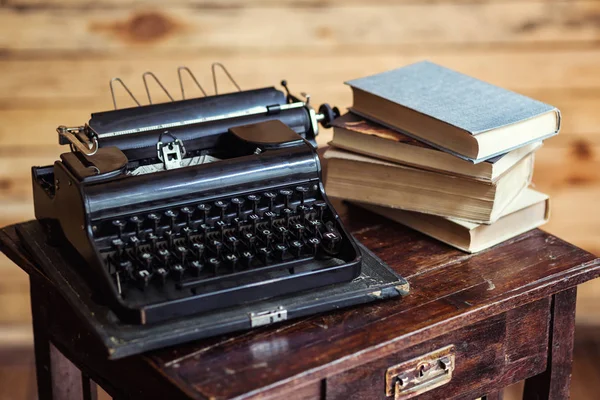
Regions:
[[385, 345, 455, 399]]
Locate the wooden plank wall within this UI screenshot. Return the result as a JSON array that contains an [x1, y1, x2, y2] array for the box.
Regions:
[[2, 0, 600, 343]]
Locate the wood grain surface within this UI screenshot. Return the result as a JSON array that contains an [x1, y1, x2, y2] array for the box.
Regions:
[[2, 202, 598, 399], [0, 0, 599, 347], [144, 205, 598, 399]]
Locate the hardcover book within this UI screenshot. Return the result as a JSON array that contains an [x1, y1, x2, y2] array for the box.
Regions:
[[356, 188, 550, 253], [330, 113, 541, 182], [323, 148, 534, 224], [345, 61, 560, 163]]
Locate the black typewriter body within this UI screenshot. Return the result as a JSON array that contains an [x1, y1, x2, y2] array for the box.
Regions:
[[30, 72, 368, 325]]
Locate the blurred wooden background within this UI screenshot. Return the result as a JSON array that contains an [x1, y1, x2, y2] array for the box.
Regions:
[[1, 0, 600, 397]]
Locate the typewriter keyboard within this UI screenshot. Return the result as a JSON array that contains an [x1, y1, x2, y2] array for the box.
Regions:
[[92, 183, 349, 307]]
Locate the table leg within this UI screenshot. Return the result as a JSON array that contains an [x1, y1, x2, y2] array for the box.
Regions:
[[30, 280, 53, 400], [30, 278, 98, 400], [523, 288, 577, 400], [81, 373, 99, 400]]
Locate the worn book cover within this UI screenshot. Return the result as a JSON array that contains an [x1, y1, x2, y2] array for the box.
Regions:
[[356, 188, 550, 253], [330, 113, 542, 182], [345, 61, 560, 163], [324, 148, 534, 224]]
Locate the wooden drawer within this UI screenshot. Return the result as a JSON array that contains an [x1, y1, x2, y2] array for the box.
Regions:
[[325, 298, 551, 400]]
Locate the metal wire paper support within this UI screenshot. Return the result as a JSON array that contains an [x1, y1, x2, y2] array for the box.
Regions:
[[109, 78, 141, 110], [178, 66, 208, 99], [211, 62, 241, 95], [109, 63, 241, 109], [142, 71, 174, 105]]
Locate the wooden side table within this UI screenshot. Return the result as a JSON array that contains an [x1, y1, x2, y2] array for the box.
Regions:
[[1, 202, 598, 400]]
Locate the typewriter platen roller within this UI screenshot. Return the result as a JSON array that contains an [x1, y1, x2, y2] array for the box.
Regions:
[[31, 66, 367, 325]]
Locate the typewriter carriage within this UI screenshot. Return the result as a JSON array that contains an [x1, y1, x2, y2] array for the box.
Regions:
[[58, 64, 340, 165]]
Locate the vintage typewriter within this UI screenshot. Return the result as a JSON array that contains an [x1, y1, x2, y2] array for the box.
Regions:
[[30, 65, 374, 325]]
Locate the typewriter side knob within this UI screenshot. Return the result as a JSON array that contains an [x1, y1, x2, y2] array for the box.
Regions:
[[317, 103, 341, 129]]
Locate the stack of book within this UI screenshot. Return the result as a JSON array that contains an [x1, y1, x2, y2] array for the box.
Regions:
[[324, 61, 560, 253]]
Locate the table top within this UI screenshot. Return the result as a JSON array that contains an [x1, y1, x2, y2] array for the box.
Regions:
[[2, 200, 599, 399]]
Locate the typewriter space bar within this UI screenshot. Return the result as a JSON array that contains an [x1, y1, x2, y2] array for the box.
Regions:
[[177, 256, 314, 291]]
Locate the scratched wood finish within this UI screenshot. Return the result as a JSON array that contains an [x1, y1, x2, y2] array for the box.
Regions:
[[523, 288, 577, 400], [2, 206, 598, 399], [326, 298, 550, 399], [3, 2, 600, 54], [140, 205, 600, 399], [2, 0, 581, 6]]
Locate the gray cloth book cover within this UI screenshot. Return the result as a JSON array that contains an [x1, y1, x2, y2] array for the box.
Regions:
[[345, 61, 560, 135], [345, 61, 560, 162]]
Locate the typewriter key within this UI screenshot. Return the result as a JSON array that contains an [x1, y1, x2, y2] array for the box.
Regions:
[[130, 216, 144, 237], [297, 204, 311, 223], [214, 200, 229, 220], [263, 192, 277, 211], [192, 242, 205, 259], [158, 249, 170, 265], [140, 252, 153, 270], [260, 229, 273, 247], [313, 201, 327, 221], [210, 240, 223, 258], [231, 217, 244, 233], [242, 232, 256, 248], [118, 262, 134, 286], [112, 219, 127, 239], [129, 236, 141, 256], [279, 189, 293, 208], [208, 257, 221, 274], [295, 186, 309, 205], [197, 204, 211, 223], [225, 253, 239, 270], [198, 224, 210, 243], [292, 223, 305, 238], [248, 213, 260, 233], [111, 238, 125, 263], [264, 211, 276, 229], [277, 226, 289, 243], [290, 240, 303, 257], [164, 230, 175, 249], [147, 213, 161, 233], [155, 267, 168, 285], [182, 226, 193, 245], [275, 244, 288, 260], [135, 269, 152, 289], [281, 208, 293, 226], [322, 230, 342, 254], [164, 210, 178, 231], [175, 246, 188, 264], [180, 207, 194, 225], [227, 235, 239, 252], [309, 219, 322, 233], [247, 194, 261, 213], [241, 251, 254, 268], [171, 264, 185, 280], [189, 260, 203, 276], [231, 197, 245, 218], [146, 233, 158, 253], [258, 247, 271, 265], [308, 237, 320, 255], [215, 220, 227, 241]]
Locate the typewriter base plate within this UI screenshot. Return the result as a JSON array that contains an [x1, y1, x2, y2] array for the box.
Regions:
[[14, 220, 408, 359]]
